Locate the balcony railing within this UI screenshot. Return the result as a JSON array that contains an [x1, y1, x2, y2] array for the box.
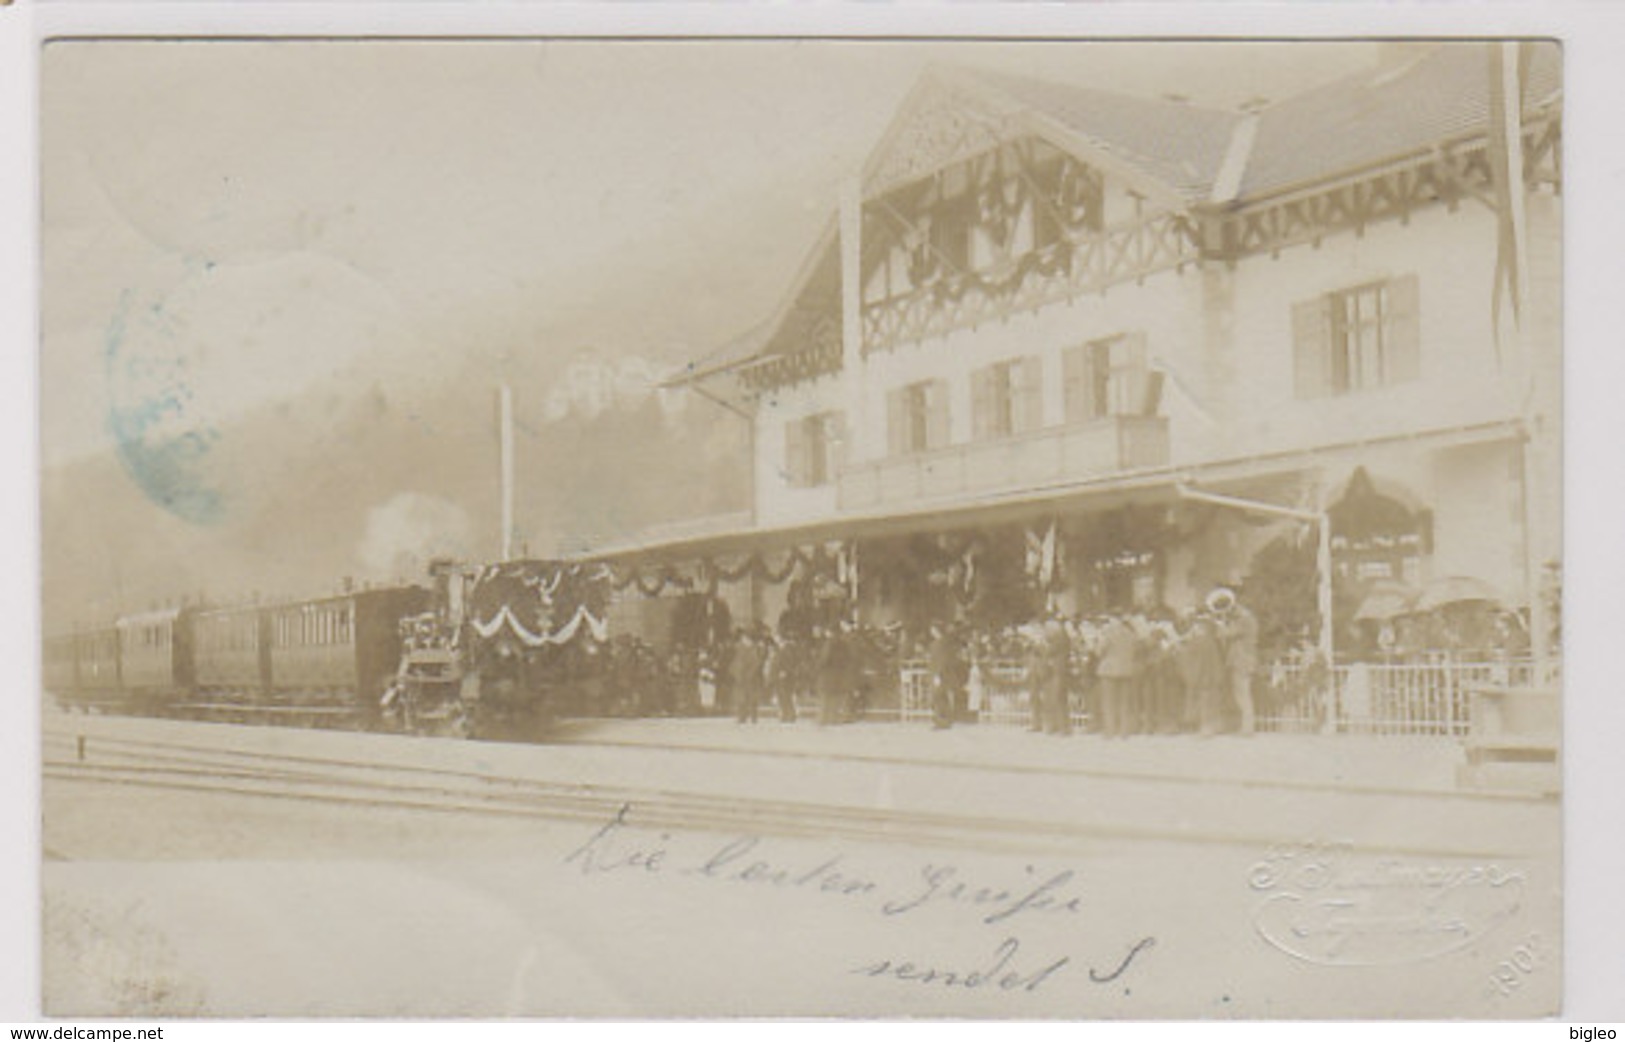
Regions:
[[862, 211, 1202, 354], [837, 415, 1170, 512]]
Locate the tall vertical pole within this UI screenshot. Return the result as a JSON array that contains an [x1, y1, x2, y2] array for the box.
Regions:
[[839, 178, 866, 474], [1317, 511, 1335, 668], [1490, 42, 1551, 681], [839, 178, 866, 613], [499, 384, 515, 562]]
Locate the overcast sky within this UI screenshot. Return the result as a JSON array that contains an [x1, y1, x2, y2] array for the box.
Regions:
[[40, 39, 1384, 466]]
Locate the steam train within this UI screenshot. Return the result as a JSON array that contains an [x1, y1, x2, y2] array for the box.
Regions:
[[42, 559, 612, 739]]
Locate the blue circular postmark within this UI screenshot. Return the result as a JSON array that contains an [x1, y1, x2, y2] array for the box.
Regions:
[[104, 281, 225, 526]]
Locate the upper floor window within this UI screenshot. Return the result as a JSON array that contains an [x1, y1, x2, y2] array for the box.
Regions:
[[972, 356, 1044, 438], [785, 411, 844, 488], [1063, 333, 1158, 421], [1293, 274, 1420, 398], [887, 379, 950, 456]]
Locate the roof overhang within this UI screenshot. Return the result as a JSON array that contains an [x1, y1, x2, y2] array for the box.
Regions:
[[661, 218, 840, 391], [567, 418, 1524, 567]]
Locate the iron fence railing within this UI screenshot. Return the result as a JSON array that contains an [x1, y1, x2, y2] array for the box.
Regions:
[[896, 657, 1546, 737]]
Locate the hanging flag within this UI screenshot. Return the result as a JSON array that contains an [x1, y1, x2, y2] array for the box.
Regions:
[[1486, 41, 1529, 362], [1023, 522, 1059, 588], [1051, 523, 1065, 590]]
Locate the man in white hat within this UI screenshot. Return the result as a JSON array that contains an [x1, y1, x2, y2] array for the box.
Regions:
[[1208, 586, 1259, 736]]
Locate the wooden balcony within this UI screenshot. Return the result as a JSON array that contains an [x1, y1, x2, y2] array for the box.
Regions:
[[861, 212, 1201, 354], [837, 415, 1169, 512]]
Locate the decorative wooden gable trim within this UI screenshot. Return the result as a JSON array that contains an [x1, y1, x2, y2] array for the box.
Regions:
[[858, 131, 1201, 355], [863, 69, 1199, 215], [1214, 109, 1561, 263], [741, 310, 841, 393], [861, 70, 1022, 199]]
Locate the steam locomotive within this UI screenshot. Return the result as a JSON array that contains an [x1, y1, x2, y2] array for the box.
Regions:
[[41, 559, 612, 739]]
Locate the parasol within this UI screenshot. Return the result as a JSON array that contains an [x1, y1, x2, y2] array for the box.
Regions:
[[1353, 579, 1420, 621], [1413, 575, 1505, 613]]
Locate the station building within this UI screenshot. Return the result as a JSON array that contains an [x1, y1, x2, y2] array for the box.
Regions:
[[582, 43, 1562, 683]]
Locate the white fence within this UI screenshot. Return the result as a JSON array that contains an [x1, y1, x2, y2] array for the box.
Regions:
[[899, 659, 1088, 730], [898, 658, 1543, 737], [1260, 659, 1540, 737]]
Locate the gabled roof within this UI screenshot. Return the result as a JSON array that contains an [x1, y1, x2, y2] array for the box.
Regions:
[[674, 42, 1562, 387], [1239, 41, 1562, 201], [950, 66, 1243, 203]]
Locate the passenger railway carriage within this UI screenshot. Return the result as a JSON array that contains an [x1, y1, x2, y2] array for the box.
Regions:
[[182, 586, 431, 725], [192, 602, 266, 698], [116, 607, 194, 713], [43, 627, 123, 712], [41, 634, 77, 699], [46, 585, 432, 727], [266, 587, 431, 725]]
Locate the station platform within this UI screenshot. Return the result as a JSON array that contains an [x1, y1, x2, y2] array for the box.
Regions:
[[548, 714, 1530, 800], [45, 700, 1551, 801]]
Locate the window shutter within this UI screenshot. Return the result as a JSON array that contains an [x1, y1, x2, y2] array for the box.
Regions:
[[1292, 297, 1332, 399], [971, 367, 994, 440], [1062, 344, 1087, 423], [926, 380, 951, 450], [1385, 273, 1421, 384], [887, 388, 908, 456], [1017, 355, 1045, 432], [784, 418, 808, 488], [1113, 333, 1149, 417], [1140, 369, 1165, 417], [825, 411, 846, 476]]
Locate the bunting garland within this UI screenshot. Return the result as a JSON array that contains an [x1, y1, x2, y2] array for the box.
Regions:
[[469, 603, 608, 647], [756, 548, 801, 585], [601, 543, 840, 598], [466, 560, 612, 649]]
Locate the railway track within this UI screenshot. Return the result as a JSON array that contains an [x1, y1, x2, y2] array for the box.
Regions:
[[43, 716, 1547, 861], [42, 727, 1183, 858]]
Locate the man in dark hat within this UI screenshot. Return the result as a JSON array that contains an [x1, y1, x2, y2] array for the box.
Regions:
[[1177, 609, 1228, 736], [730, 628, 764, 724], [768, 627, 799, 724], [1095, 613, 1141, 738], [926, 624, 956, 730], [815, 622, 853, 726], [1041, 616, 1074, 735]]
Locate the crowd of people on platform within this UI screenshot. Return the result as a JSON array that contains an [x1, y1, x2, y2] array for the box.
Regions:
[[572, 619, 898, 724], [717, 620, 900, 726], [917, 586, 1269, 737], [558, 584, 1282, 739]]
